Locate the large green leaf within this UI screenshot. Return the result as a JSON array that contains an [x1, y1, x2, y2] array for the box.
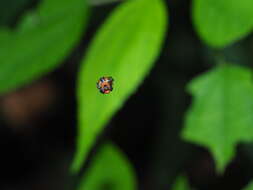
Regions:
[[193, 0, 253, 48], [182, 64, 253, 172], [243, 181, 253, 190], [71, 0, 167, 172], [77, 143, 137, 190], [171, 176, 191, 190], [0, 0, 88, 94]]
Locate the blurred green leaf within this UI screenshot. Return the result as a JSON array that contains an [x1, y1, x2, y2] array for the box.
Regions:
[[193, 0, 253, 48], [182, 64, 253, 172], [171, 176, 191, 190], [0, 0, 88, 94], [243, 181, 253, 190], [71, 0, 167, 172], [0, 0, 32, 26], [77, 143, 137, 190], [89, 0, 122, 6]]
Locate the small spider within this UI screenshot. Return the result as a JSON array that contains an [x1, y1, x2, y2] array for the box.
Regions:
[[97, 76, 114, 94]]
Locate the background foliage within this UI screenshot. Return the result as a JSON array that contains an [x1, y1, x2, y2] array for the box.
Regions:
[[0, 0, 253, 190], [0, 0, 88, 94]]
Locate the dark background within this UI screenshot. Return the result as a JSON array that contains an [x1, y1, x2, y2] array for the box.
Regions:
[[1, 0, 253, 189]]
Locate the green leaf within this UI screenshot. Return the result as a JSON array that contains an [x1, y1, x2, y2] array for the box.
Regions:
[[89, 0, 121, 6], [77, 143, 137, 190], [71, 0, 167, 172], [182, 64, 253, 172], [193, 0, 253, 48], [0, 0, 32, 26], [0, 0, 88, 94], [243, 181, 253, 190], [171, 176, 191, 190]]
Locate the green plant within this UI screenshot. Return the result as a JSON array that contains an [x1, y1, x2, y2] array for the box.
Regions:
[[0, 0, 88, 94], [171, 176, 192, 190], [71, 0, 167, 173], [2, 0, 253, 189], [77, 143, 137, 190], [183, 0, 253, 174]]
